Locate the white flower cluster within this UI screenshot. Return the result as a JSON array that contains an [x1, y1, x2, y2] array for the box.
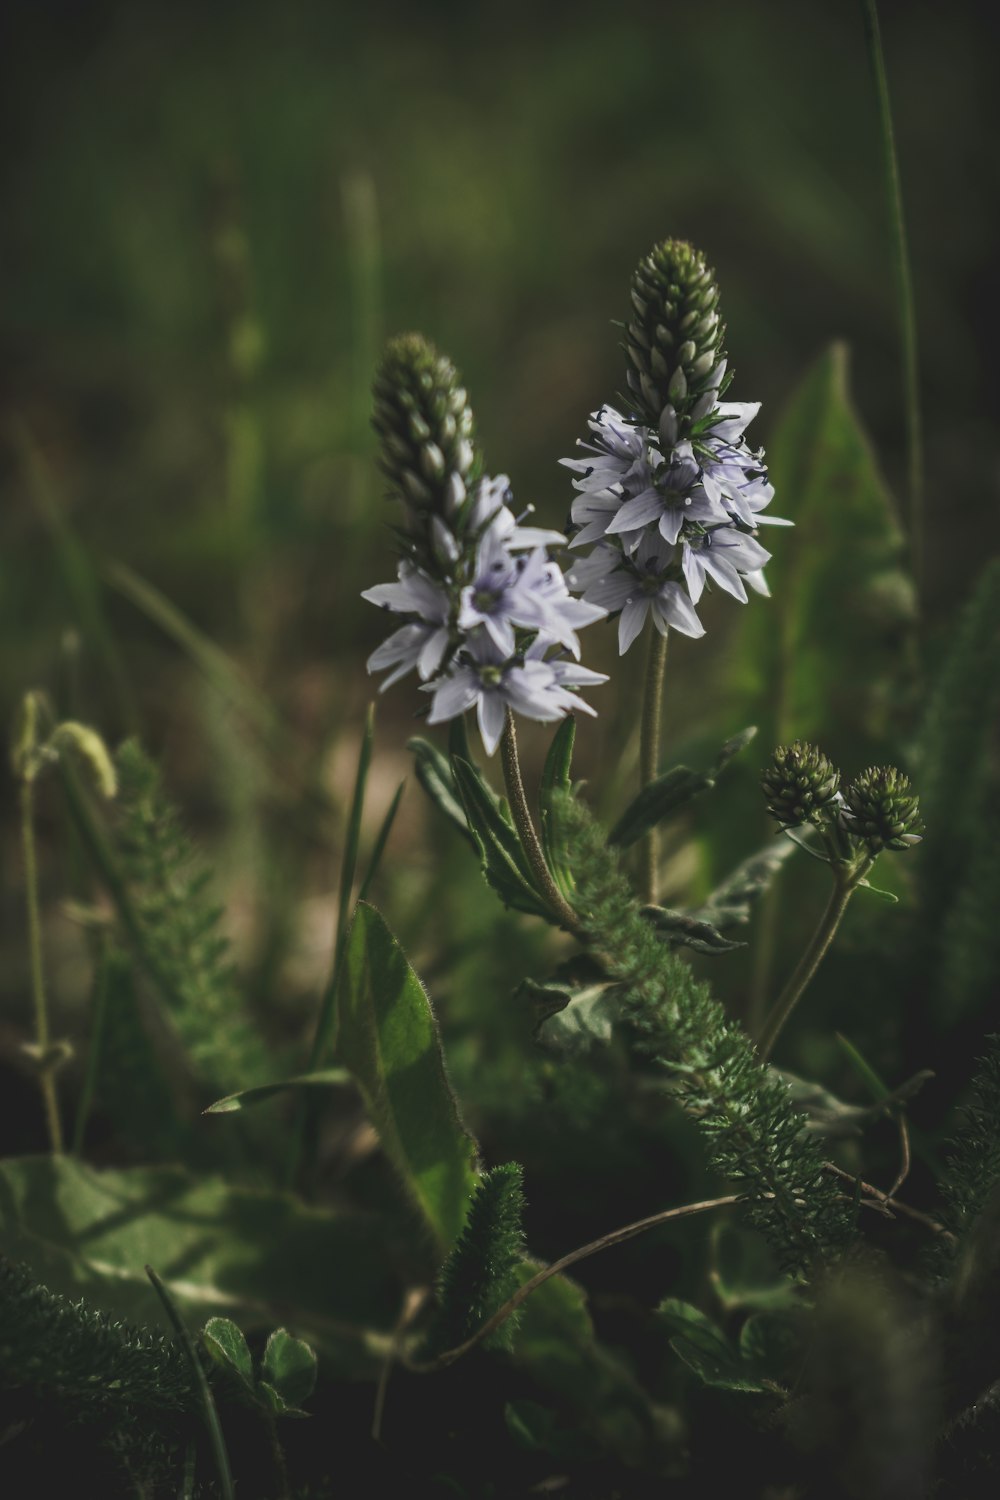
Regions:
[[363, 476, 607, 753], [561, 370, 789, 653]]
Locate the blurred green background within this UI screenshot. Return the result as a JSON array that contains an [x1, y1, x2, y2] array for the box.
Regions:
[[1, 0, 997, 1154]]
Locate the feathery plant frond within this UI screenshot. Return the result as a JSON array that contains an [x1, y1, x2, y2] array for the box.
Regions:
[[552, 791, 854, 1273], [929, 1034, 1000, 1280], [424, 1163, 527, 1355], [0, 1257, 197, 1415], [114, 740, 268, 1091]]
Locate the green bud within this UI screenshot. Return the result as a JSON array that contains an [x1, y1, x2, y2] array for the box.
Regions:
[[372, 334, 478, 519], [761, 742, 841, 827], [841, 766, 923, 854], [51, 722, 118, 800], [10, 690, 49, 781], [625, 240, 726, 429]]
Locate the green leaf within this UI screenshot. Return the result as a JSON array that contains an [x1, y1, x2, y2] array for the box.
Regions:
[[709, 1223, 799, 1313], [608, 728, 756, 851], [642, 905, 746, 956], [738, 1310, 805, 1389], [334, 902, 479, 1252], [261, 1327, 318, 1410], [204, 1068, 353, 1114], [539, 717, 577, 899], [407, 737, 475, 847], [201, 1317, 255, 1394], [657, 1298, 765, 1393], [257, 1379, 308, 1418], [732, 344, 916, 761], [450, 756, 551, 918], [0, 1156, 398, 1373], [689, 837, 797, 933], [504, 1399, 599, 1461]]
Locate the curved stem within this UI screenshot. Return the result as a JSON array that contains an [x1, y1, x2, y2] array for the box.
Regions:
[[639, 628, 668, 904], [757, 864, 868, 1064], [861, 0, 923, 594], [500, 712, 578, 932], [421, 1193, 738, 1371], [21, 777, 63, 1153]]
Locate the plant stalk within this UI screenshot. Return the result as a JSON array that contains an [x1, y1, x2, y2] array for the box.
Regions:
[[639, 627, 668, 903], [861, 0, 923, 593], [21, 777, 63, 1153], [757, 862, 869, 1064], [500, 712, 578, 931]]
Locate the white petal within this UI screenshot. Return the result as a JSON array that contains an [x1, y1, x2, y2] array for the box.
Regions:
[[477, 691, 507, 755], [618, 598, 649, 654]]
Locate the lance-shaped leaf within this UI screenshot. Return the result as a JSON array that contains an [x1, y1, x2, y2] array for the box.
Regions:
[[731, 344, 916, 762], [451, 756, 551, 919], [641, 905, 746, 956], [205, 1068, 353, 1115], [688, 837, 797, 933], [657, 1298, 767, 1393], [609, 728, 756, 851], [407, 736, 475, 847], [334, 902, 478, 1252]]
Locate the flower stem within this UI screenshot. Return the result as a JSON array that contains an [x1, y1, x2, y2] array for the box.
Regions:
[[500, 712, 578, 932], [757, 861, 870, 1064], [861, 0, 923, 594], [21, 777, 64, 1153], [639, 627, 668, 903]]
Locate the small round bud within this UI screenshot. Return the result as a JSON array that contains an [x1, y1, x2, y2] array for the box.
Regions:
[[625, 240, 726, 430], [761, 742, 841, 827], [841, 767, 923, 854]]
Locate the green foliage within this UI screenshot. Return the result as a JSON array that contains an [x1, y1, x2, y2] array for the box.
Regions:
[[932, 1036, 1000, 1278], [114, 740, 269, 1091], [0, 1256, 196, 1414], [259, 1328, 318, 1415], [657, 1298, 767, 1393], [551, 790, 854, 1272], [733, 343, 915, 762], [0, 1155, 398, 1372], [608, 727, 755, 851], [424, 1162, 527, 1356], [333, 901, 479, 1253], [538, 716, 577, 902]]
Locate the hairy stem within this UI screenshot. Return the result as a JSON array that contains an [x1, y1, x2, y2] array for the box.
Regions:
[[639, 627, 668, 903], [21, 777, 63, 1153], [500, 712, 578, 931], [861, 0, 923, 593], [421, 1193, 738, 1371], [757, 863, 869, 1064]]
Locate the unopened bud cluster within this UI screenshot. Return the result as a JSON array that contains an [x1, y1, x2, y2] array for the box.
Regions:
[[761, 742, 840, 827], [841, 766, 924, 853], [626, 239, 726, 435], [762, 743, 922, 861]]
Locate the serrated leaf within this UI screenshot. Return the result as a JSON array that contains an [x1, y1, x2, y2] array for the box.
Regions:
[[204, 1068, 353, 1114], [732, 344, 916, 761], [451, 756, 551, 918], [657, 1297, 765, 1392], [261, 1327, 317, 1409], [642, 905, 746, 956], [201, 1317, 255, 1394], [539, 717, 577, 899], [608, 728, 756, 851], [334, 902, 479, 1252], [257, 1380, 308, 1418], [407, 737, 475, 847], [0, 1156, 398, 1374], [738, 1310, 805, 1390]]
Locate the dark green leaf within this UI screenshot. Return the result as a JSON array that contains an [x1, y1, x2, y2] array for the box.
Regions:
[[642, 905, 746, 956], [690, 838, 797, 932], [709, 1223, 799, 1313], [408, 736, 475, 847], [257, 1379, 308, 1418], [201, 1317, 255, 1394], [261, 1327, 318, 1409], [451, 756, 551, 918], [608, 728, 756, 851], [204, 1068, 353, 1114], [358, 779, 406, 902], [0, 1156, 398, 1374], [657, 1298, 765, 1392], [334, 902, 479, 1251]]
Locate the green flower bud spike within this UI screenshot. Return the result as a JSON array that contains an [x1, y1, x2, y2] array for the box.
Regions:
[[761, 742, 841, 829], [842, 766, 923, 854], [625, 239, 727, 433], [371, 333, 478, 521]]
